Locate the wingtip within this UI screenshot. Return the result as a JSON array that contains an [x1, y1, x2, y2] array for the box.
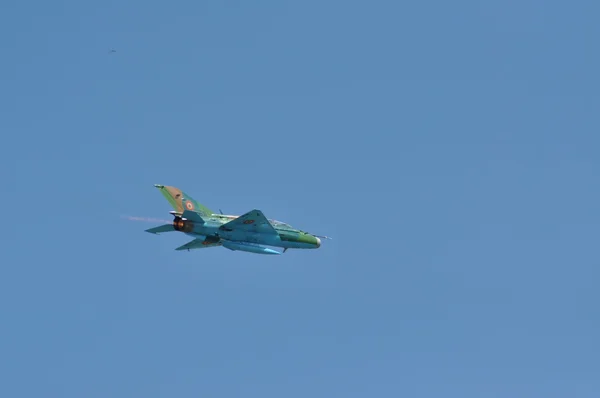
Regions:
[[154, 184, 164, 188]]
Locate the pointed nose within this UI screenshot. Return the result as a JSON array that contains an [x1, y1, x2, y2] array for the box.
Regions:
[[316, 237, 321, 248]]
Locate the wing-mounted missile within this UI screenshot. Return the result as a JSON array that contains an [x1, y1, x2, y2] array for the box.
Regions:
[[221, 240, 281, 255]]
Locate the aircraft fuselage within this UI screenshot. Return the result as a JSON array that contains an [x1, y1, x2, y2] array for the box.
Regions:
[[174, 216, 321, 250], [147, 184, 325, 255]]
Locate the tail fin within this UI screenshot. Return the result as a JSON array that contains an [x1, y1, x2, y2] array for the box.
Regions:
[[154, 184, 214, 216]]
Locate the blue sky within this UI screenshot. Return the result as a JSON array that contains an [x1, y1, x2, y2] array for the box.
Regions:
[[1, 0, 599, 396]]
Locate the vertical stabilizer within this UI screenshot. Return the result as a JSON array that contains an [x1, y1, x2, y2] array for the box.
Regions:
[[154, 184, 214, 216]]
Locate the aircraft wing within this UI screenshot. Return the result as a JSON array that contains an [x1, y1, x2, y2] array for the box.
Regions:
[[145, 224, 175, 234], [175, 238, 222, 251], [219, 209, 277, 234]]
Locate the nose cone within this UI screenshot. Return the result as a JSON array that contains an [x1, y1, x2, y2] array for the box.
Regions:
[[295, 233, 322, 248]]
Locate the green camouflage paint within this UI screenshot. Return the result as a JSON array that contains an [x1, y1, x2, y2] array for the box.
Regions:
[[154, 185, 214, 216], [154, 184, 320, 247]]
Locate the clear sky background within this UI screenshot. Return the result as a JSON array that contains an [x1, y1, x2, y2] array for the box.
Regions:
[[1, 1, 599, 397]]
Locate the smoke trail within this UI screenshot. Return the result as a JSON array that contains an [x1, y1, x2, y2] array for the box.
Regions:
[[121, 215, 171, 224]]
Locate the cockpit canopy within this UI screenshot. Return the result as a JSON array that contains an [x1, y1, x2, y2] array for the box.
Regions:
[[269, 219, 293, 229]]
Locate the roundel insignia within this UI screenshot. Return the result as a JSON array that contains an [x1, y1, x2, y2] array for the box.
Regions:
[[243, 220, 255, 224], [185, 201, 194, 210]]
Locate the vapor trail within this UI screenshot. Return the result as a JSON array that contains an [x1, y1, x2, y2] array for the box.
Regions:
[[121, 215, 171, 224]]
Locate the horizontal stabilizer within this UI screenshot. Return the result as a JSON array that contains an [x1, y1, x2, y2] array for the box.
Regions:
[[145, 224, 175, 234], [182, 210, 205, 224]]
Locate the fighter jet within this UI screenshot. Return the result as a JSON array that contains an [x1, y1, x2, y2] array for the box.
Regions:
[[145, 184, 329, 255]]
